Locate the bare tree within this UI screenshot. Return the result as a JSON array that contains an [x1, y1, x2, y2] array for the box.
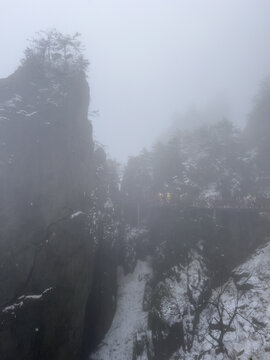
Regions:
[[206, 278, 267, 357], [207, 283, 239, 355], [167, 253, 210, 353]]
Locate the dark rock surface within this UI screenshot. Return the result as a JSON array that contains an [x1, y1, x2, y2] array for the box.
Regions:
[[0, 63, 97, 360]]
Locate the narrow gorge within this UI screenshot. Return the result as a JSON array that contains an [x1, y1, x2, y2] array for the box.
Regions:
[[1, 31, 270, 360]]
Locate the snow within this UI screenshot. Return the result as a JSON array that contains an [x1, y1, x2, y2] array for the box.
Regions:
[[70, 211, 85, 219], [90, 259, 152, 360], [86, 229, 270, 360], [2, 302, 23, 313], [199, 183, 221, 206], [158, 250, 209, 328], [42, 287, 53, 295], [125, 227, 148, 242], [13, 94, 22, 102], [104, 198, 113, 209], [2, 287, 54, 314], [180, 241, 270, 360], [25, 111, 38, 117], [24, 295, 42, 300], [4, 94, 22, 108], [45, 99, 58, 107]]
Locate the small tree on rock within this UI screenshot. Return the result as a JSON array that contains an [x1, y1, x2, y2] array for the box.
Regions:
[[23, 29, 89, 73]]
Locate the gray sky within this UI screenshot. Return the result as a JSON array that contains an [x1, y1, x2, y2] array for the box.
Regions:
[[1, 0, 270, 162]]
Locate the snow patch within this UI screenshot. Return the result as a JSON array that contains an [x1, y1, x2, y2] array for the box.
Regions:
[[158, 250, 209, 331], [91, 259, 152, 360], [70, 211, 85, 219], [183, 241, 270, 359], [2, 287, 54, 314], [104, 198, 113, 209], [25, 111, 38, 117]]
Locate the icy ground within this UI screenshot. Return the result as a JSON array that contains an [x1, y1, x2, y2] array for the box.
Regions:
[[90, 259, 152, 360]]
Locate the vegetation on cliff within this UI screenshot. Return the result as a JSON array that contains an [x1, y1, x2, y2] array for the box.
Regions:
[[1, 28, 270, 360]]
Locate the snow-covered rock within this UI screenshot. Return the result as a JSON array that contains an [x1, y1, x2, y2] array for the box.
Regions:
[[149, 250, 210, 358], [172, 241, 270, 359]]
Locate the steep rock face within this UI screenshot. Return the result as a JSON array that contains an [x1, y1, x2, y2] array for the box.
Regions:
[[0, 63, 96, 360], [171, 240, 270, 359], [149, 250, 210, 360], [149, 207, 270, 284], [145, 208, 270, 359], [91, 209, 270, 360]]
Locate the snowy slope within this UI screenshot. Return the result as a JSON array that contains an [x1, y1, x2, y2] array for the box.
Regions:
[[90, 241, 270, 360], [171, 241, 270, 360], [90, 259, 152, 360]]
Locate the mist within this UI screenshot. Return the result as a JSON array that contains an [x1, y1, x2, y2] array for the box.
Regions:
[[2, 2, 270, 360], [1, 0, 270, 161]]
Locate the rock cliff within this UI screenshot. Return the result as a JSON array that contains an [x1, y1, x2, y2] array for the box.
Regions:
[[0, 59, 98, 360]]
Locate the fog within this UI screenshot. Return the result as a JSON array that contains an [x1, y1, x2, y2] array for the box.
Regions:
[[1, 0, 270, 162], [2, 3, 270, 359]]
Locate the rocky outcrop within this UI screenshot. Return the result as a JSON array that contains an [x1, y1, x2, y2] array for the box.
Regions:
[[149, 249, 210, 360], [92, 208, 270, 360], [145, 207, 270, 359], [171, 240, 270, 359], [149, 207, 270, 283], [2, 35, 270, 360], [0, 62, 97, 360]]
